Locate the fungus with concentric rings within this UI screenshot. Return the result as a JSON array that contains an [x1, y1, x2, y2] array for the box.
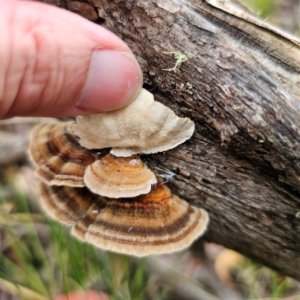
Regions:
[[84, 153, 157, 198], [29, 122, 94, 187], [29, 88, 209, 256], [39, 181, 209, 256], [71, 89, 195, 157]]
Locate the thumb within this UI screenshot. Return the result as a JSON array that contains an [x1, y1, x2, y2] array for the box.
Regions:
[[0, 1, 143, 119]]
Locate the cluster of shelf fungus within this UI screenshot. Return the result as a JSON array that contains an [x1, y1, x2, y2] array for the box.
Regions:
[[29, 89, 209, 256]]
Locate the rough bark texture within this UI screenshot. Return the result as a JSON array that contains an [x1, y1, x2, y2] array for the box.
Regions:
[[42, 0, 300, 280]]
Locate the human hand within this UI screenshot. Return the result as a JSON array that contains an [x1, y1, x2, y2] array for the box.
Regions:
[[0, 0, 143, 119]]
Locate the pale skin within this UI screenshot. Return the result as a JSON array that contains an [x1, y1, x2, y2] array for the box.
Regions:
[[1, 0, 141, 298], [0, 0, 143, 119]]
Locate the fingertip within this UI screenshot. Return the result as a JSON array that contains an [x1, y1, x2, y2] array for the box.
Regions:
[[76, 50, 143, 112]]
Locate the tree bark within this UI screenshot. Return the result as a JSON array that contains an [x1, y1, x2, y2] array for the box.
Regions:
[[42, 0, 300, 280]]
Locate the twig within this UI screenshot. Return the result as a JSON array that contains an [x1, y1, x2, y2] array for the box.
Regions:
[[0, 213, 47, 224], [146, 256, 221, 300], [0, 277, 49, 300]]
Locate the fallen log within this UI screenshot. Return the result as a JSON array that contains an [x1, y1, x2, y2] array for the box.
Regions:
[[43, 0, 300, 279]]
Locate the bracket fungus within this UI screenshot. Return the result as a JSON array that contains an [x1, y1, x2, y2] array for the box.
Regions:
[[71, 89, 195, 157], [29, 88, 209, 256], [29, 123, 94, 187], [84, 154, 157, 198], [29, 124, 158, 198], [39, 181, 209, 256], [39, 183, 98, 226]]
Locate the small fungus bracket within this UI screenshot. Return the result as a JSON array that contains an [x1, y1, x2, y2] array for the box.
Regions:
[[163, 51, 188, 72], [71, 89, 195, 157]]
